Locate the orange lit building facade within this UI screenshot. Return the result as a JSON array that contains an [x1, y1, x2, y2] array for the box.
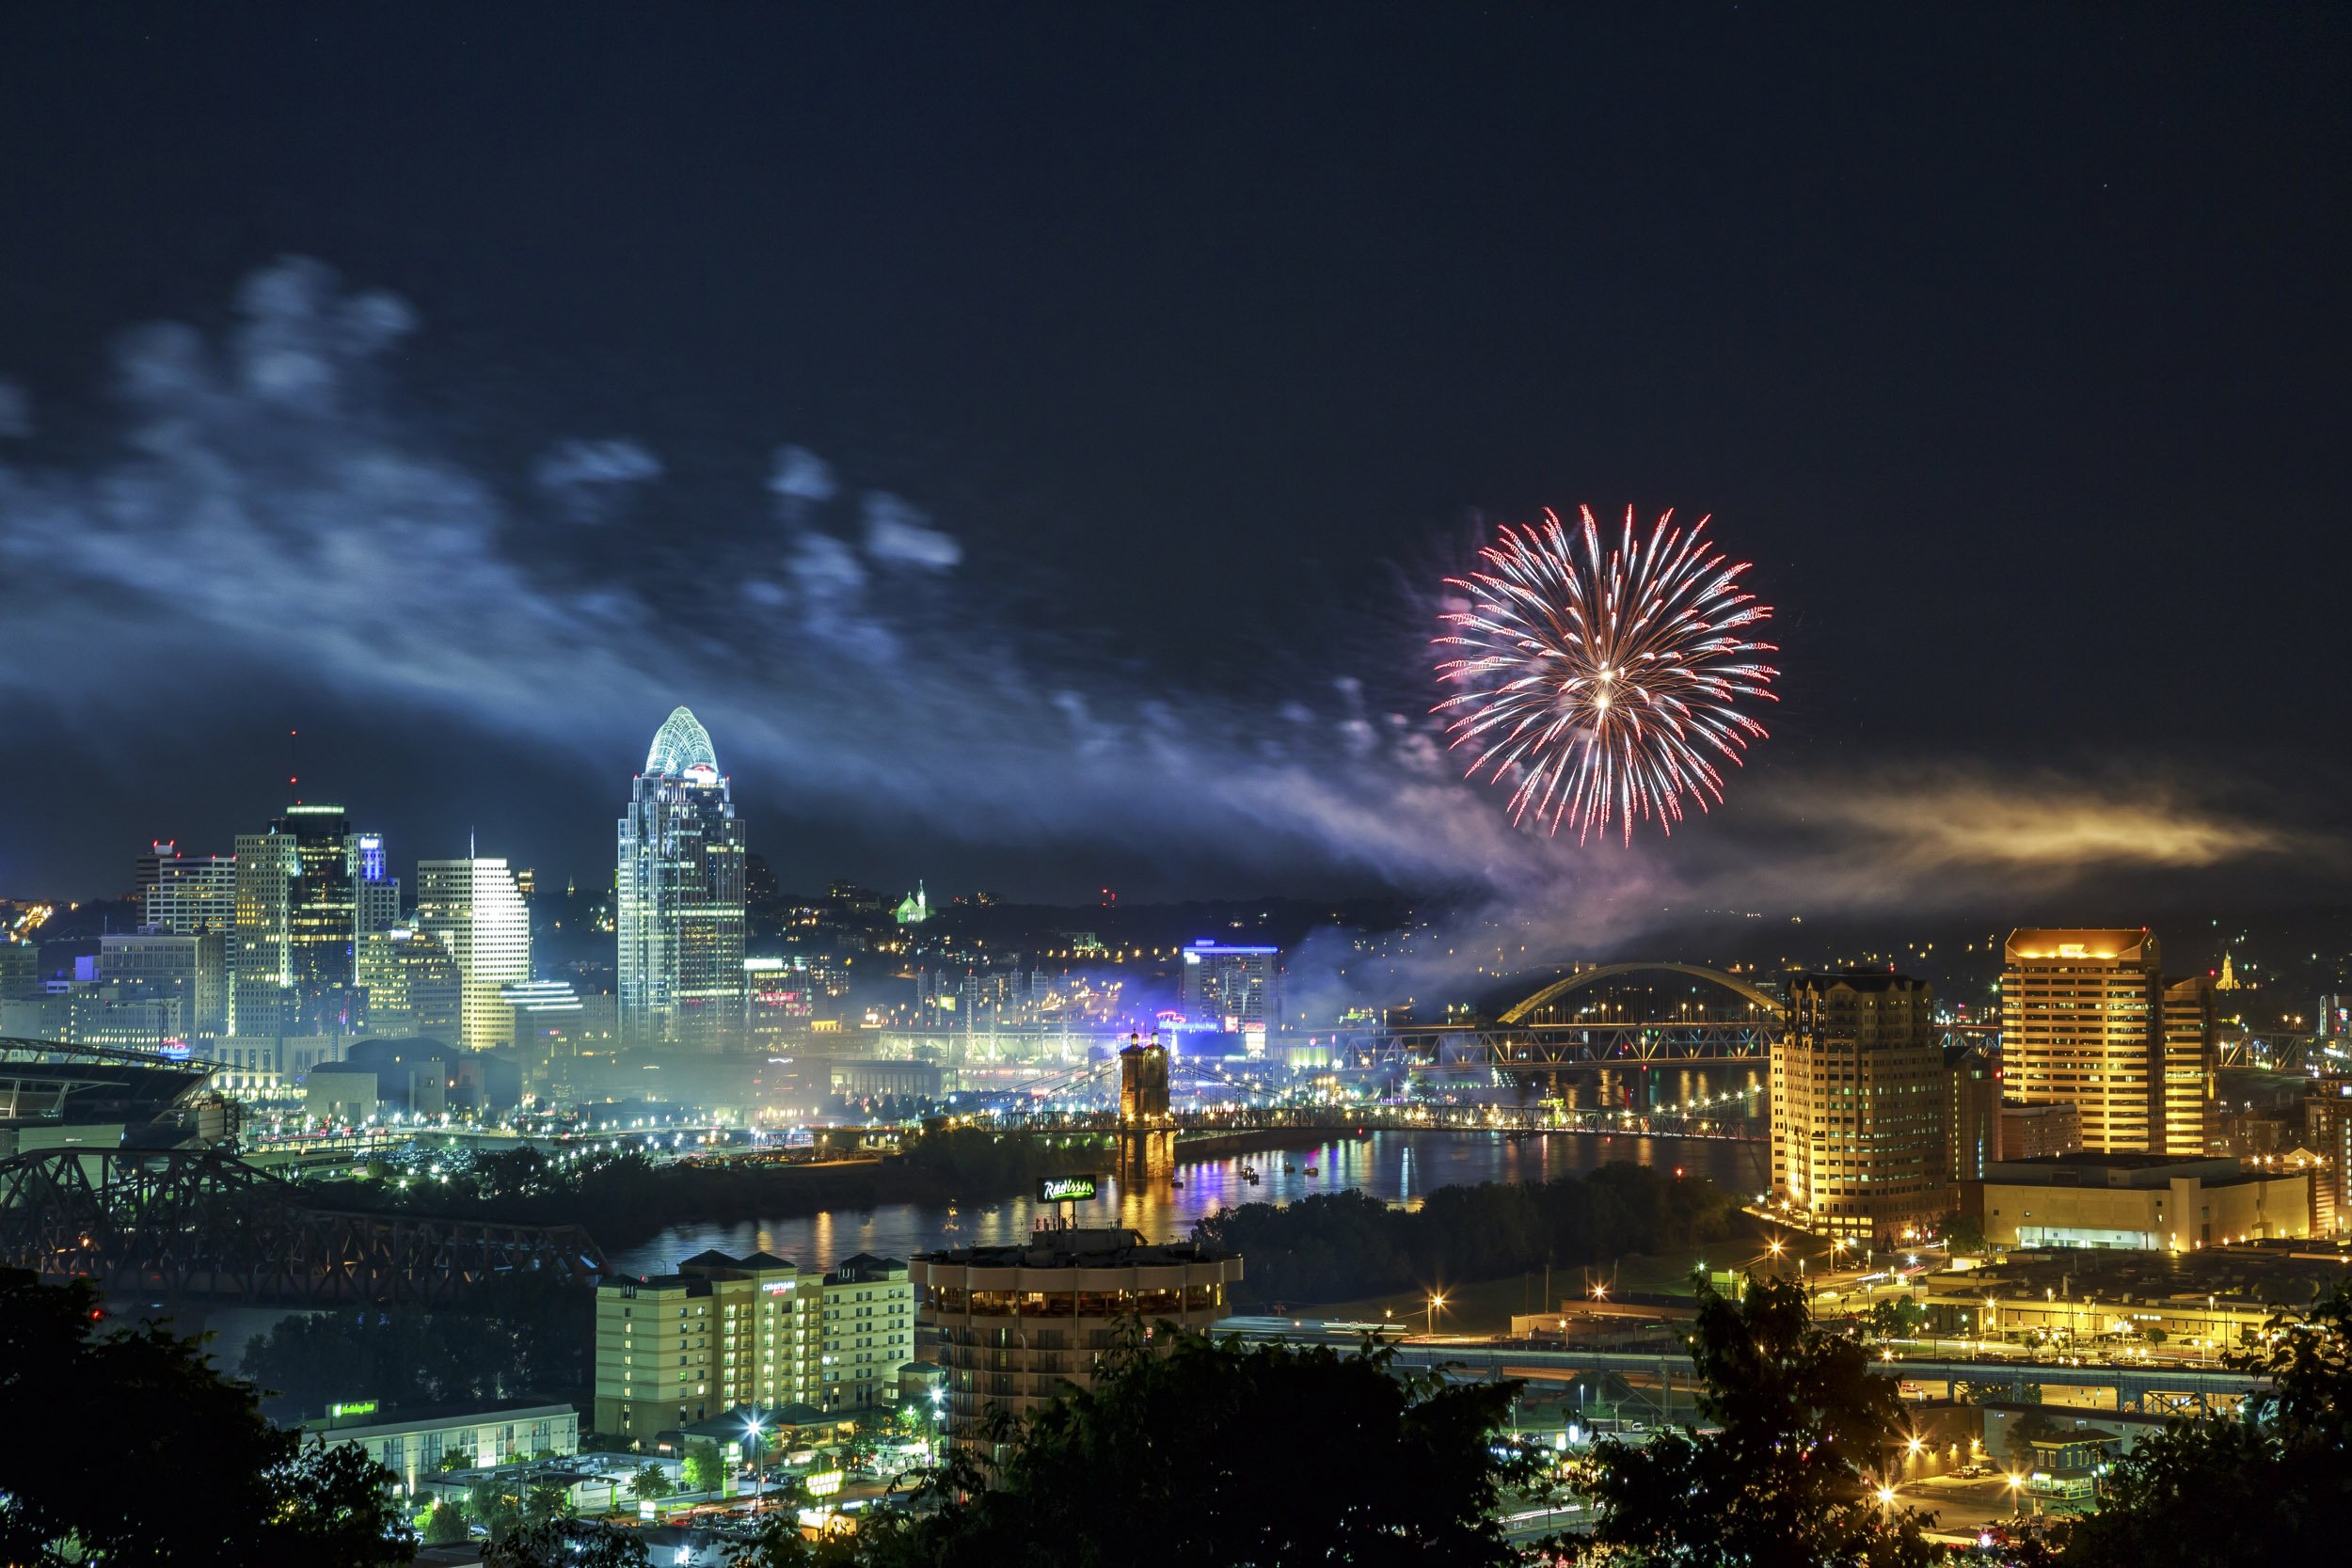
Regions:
[[2000, 930, 2214, 1158], [1771, 971, 1945, 1244]]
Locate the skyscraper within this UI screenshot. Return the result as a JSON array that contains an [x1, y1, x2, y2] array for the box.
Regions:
[[354, 927, 465, 1041], [1769, 971, 1944, 1244], [414, 858, 532, 1052], [617, 706, 746, 1052], [1181, 941, 1280, 1054], [349, 832, 402, 943], [2000, 929, 2215, 1157], [141, 844, 238, 936], [230, 805, 377, 1036]]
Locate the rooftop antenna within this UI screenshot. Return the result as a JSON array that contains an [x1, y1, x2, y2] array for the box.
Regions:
[[288, 728, 300, 803]]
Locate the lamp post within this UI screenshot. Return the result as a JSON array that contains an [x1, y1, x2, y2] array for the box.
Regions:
[[744, 1415, 765, 1513], [1427, 1292, 1446, 1337]]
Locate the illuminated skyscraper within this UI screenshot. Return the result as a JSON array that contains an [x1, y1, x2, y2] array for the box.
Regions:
[[1770, 971, 1944, 1243], [2000, 929, 2215, 1157], [141, 844, 238, 936], [231, 804, 368, 1035], [1180, 941, 1279, 1054], [354, 927, 464, 1041], [414, 858, 532, 1052], [349, 832, 402, 943], [617, 706, 747, 1051]]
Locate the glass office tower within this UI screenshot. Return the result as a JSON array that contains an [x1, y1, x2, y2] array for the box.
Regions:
[[617, 706, 746, 1052]]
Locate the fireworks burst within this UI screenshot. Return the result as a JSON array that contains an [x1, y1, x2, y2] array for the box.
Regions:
[[1435, 504, 1778, 844]]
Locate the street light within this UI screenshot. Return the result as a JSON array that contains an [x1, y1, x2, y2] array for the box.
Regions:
[[743, 1415, 765, 1513], [1427, 1292, 1447, 1336]]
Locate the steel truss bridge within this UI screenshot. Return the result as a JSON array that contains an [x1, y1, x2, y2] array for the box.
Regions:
[[0, 1147, 606, 1306], [1319, 964, 1997, 1073]]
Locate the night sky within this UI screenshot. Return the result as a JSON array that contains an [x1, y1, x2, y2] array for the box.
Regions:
[[1, 6, 2344, 930]]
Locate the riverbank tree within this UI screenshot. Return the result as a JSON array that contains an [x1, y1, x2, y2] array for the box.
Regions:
[[1191, 1162, 1738, 1307], [341, 1128, 1105, 1242]]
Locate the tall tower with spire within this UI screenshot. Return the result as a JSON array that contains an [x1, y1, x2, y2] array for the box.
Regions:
[[618, 706, 747, 1051]]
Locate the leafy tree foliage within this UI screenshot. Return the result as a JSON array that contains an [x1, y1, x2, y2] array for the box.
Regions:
[[469, 1478, 524, 1541], [1868, 1297, 1927, 1338], [1934, 1209, 1989, 1255], [239, 1269, 593, 1420], [421, 1500, 469, 1544], [683, 1438, 724, 1493], [2056, 1284, 2352, 1567], [1193, 1163, 1737, 1306], [629, 1464, 675, 1500], [862, 1324, 1553, 1568], [1581, 1274, 1941, 1568], [358, 1132, 1103, 1241], [0, 1267, 414, 1567], [522, 1481, 574, 1529], [485, 1519, 652, 1568]]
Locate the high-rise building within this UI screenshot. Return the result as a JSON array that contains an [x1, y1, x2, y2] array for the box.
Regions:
[[2160, 974, 2217, 1156], [349, 832, 401, 943], [414, 859, 532, 1052], [230, 805, 373, 1035], [1943, 1039, 2000, 1200], [1770, 971, 1944, 1243], [618, 706, 747, 1052], [818, 1254, 915, 1412], [2000, 1101, 2084, 1160], [140, 843, 238, 935], [354, 927, 464, 1041], [1999, 929, 2215, 1157], [230, 825, 297, 1037], [1180, 941, 1279, 1054], [0, 942, 38, 1002], [594, 1250, 824, 1440], [97, 930, 224, 1041], [913, 1230, 1242, 1443]]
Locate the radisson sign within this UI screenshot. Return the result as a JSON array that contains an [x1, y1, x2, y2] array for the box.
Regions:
[[1036, 1174, 1101, 1203]]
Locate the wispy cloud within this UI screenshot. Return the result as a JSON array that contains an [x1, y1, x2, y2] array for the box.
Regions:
[[0, 258, 2316, 919]]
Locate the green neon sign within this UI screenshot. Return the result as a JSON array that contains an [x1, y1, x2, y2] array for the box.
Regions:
[[331, 1400, 378, 1418], [1037, 1174, 1100, 1203]]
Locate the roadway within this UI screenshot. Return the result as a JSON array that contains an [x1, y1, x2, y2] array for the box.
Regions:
[[1215, 1320, 2261, 1413]]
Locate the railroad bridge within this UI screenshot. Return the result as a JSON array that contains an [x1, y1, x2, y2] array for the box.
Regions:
[[0, 1145, 605, 1306]]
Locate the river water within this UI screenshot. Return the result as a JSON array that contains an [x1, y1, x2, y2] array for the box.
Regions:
[[608, 1126, 1772, 1278]]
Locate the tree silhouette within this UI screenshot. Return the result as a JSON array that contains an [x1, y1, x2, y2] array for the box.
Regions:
[[1581, 1273, 1942, 1567], [864, 1323, 1554, 1567], [2058, 1284, 2352, 1567], [0, 1268, 413, 1568]]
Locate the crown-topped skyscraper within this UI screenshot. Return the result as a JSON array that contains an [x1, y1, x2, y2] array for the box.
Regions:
[[617, 705, 747, 1052]]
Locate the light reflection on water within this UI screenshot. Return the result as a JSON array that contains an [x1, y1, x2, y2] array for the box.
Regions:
[[608, 1124, 1770, 1278]]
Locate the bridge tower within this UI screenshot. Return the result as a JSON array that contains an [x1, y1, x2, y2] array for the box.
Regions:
[[1116, 1032, 1175, 1180]]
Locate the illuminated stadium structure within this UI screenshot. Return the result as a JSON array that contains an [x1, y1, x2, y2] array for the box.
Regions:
[[0, 1037, 215, 1145]]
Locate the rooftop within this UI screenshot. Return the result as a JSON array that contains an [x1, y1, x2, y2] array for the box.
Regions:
[[918, 1227, 1231, 1269], [1785, 970, 1927, 993], [644, 705, 720, 780]]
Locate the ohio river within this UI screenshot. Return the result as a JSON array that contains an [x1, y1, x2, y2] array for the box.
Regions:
[[607, 1126, 1771, 1278]]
